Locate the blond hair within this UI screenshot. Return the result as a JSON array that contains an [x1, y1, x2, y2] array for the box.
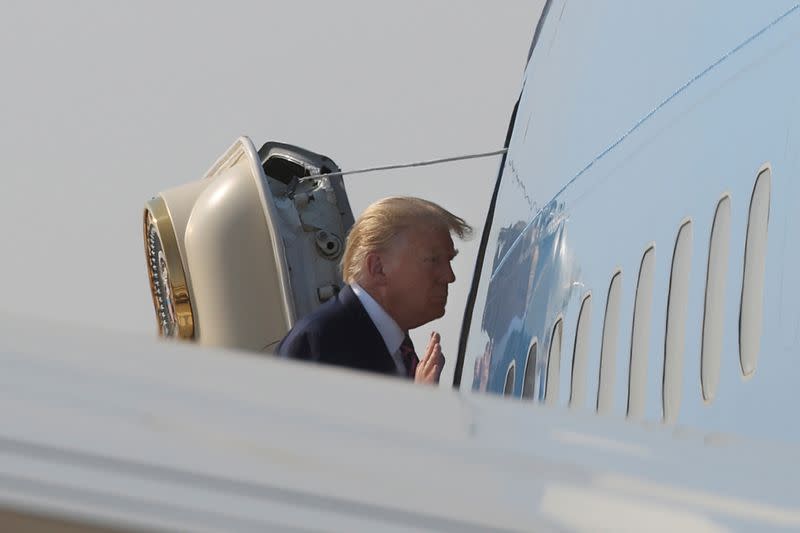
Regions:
[[341, 196, 472, 284]]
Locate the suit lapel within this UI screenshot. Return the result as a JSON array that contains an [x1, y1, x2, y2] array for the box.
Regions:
[[339, 285, 398, 375]]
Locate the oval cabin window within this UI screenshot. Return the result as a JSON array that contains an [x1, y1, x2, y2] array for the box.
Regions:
[[740, 165, 771, 378], [504, 361, 516, 397], [597, 270, 622, 415], [570, 293, 592, 408], [701, 195, 731, 402], [545, 318, 563, 406], [663, 220, 693, 424], [628, 245, 656, 420], [522, 339, 538, 400]]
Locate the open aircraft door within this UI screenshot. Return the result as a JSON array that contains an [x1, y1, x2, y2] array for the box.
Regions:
[[143, 137, 354, 353]]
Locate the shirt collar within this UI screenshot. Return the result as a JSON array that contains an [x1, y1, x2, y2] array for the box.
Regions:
[[351, 282, 405, 356]]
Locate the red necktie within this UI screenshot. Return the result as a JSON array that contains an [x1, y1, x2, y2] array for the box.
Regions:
[[399, 335, 419, 379]]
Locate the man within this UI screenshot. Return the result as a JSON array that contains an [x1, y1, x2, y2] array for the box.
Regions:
[[277, 196, 472, 384]]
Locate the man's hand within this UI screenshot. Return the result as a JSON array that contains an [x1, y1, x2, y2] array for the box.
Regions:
[[415, 332, 445, 384]]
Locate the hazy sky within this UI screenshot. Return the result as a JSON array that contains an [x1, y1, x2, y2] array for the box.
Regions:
[[1, 1, 542, 384]]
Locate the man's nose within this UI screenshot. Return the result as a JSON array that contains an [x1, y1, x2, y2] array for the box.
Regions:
[[444, 262, 456, 283]]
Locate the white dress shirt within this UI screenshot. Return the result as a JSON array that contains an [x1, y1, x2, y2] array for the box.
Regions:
[[351, 282, 407, 376]]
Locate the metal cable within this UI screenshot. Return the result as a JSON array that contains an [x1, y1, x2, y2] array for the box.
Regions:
[[298, 148, 508, 182]]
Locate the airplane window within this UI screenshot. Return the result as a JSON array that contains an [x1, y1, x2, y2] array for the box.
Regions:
[[701, 195, 731, 402], [545, 318, 563, 406], [740, 166, 771, 377], [504, 361, 516, 397], [521, 338, 538, 400], [628, 245, 656, 420], [663, 220, 693, 424], [570, 293, 592, 408], [597, 270, 622, 415]]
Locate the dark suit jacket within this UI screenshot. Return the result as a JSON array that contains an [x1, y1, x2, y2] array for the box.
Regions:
[[276, 285, 401, 377]]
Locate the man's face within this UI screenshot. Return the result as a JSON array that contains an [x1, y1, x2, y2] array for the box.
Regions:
[[381, 223, 457, 330]]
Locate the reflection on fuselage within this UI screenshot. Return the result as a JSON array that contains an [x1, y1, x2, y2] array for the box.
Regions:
[[474, 199, 578, 397]]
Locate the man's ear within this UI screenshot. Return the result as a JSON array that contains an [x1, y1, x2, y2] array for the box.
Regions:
[[364, 252, 387, 285]]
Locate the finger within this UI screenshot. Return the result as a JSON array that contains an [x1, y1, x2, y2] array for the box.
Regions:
[[414, 361, 428, 380], [420, 346, 441, 378], [420, 348, 437, 377], [415, 361, 437, 383], [421, 338, 438, 366], [431, 334, 442, 361], [425, 331, 438, 357], [421, 344, 440, 370], [424, 363, 440, 382], [434, 341, 442, 357], [427, 342, 441, 367]]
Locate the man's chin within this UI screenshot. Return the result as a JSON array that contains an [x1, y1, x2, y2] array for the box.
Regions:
[[415, 306, 446, 328]]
